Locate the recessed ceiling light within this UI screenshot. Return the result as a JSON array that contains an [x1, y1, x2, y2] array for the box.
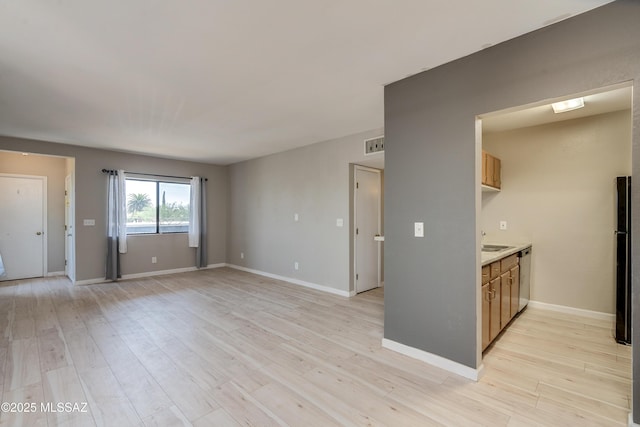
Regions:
[[551, 97, 584, 113]]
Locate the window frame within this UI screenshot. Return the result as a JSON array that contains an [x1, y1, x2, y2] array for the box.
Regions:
[[125, 176, 191, 235]]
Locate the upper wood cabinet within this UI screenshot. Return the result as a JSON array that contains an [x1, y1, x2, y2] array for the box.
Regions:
[[482, 150, 501, 190]]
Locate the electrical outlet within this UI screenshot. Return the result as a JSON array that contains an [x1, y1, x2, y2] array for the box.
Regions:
[[240, 252, 244, 259], [499, 221, 507, 230], [294, 262, 299, 270], [151, 256, 157, 264], [336, 218, 344, 227]]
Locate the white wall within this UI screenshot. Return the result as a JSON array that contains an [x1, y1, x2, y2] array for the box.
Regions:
[[482, 110, 632, 314]]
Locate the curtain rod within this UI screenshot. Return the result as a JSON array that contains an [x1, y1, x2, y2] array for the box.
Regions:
[[101, 169, 208, 181]]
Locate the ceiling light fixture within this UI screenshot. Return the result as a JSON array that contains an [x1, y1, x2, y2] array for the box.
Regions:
[[551, 97, 584, 113]]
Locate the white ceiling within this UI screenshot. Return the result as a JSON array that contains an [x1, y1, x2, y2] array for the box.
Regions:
[[481, 85, 632, 133], [0, 1, 614, 165]]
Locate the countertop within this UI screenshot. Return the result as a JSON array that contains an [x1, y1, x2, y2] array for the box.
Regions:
[[481, 241, 532, 266]]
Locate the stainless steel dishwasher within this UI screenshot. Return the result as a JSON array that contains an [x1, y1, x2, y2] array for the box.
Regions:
[[518, 247, 532, 312]]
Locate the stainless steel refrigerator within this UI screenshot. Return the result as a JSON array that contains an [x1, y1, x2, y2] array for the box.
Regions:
[[615, 176, 631, 345]]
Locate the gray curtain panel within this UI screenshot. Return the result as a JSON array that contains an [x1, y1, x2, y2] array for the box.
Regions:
[[196, 178, 207, 268], [106, 170, 121, 280], [0, 251, 5, 277]]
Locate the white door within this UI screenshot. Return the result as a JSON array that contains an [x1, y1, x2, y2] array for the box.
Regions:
[[354, 166, 381, 293], [65, 174, 76, 281], [0, 175, 46, 280]]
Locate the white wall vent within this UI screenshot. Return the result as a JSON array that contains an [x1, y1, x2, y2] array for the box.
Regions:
[[364, 135, 384, 155]]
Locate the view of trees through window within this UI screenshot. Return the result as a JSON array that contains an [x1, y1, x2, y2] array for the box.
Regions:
[[126, 179, 190, 234]]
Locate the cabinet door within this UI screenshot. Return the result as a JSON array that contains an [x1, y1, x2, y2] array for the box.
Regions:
[[486, 153, 495, 187], [482, 265, 490, 284], [510, 265, 520, 319], [482, 283, 490, 350], [493, 157, 501, 189], [489, 278, 501, 341], [482, 151, 488, 185], [500, 271, 511, 328], [490, 261, 501, 280]]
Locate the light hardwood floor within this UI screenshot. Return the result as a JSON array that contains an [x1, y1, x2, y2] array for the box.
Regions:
[[0, 268, 631, 426]]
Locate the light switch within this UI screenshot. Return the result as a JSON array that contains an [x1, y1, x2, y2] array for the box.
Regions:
[[336, 218, 344, 227], [499, 220, 507, 230], [294, 213, 299, 222], [83, 219, 95, 226], [414, 222, 424, 237]]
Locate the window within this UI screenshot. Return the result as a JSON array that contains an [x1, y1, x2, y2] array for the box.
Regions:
[[125, 178, 191, 234]]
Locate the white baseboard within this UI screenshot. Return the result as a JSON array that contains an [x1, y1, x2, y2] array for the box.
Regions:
[[206, 263, 226, 269], [120, 263, 228, 280], [46, 271, 65, 277], [121, 266, 199, 280], [382, 338, 481, 381], [527, 300, 614, 322], [74, 263, 227, 286], [227, 264, 351, 297], [74, 277, 107, 286]]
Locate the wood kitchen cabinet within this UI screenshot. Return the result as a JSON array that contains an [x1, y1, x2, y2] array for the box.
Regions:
[[509, 265, 520, 320], [482, 253, 520, 351], [482, 282, 490, 349], [489, 277, 501, 344], [482, 149, 501, 190], [493, 157, 501, 188], [500, 271, 511, 328], [481, 265, 491, 349], [482, 263, 501, 350], [482, 151, 488, 184]]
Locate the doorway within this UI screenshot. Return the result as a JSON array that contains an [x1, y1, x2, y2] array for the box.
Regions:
[[0, 174, 47, 280], [477, 83, 633, 357], [353, 165, 382, 293]]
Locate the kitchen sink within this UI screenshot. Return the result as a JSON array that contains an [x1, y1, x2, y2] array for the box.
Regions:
[[481, 244, 513, 252]]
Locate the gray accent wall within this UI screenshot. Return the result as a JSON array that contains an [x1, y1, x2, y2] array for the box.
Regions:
[[0, 136, 228, 281], [228, 129, 383, 294], [383, 1, 640, 412]]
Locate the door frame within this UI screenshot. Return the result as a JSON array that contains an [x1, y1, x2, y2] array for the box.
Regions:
[[0, 173, 48, 279], [353, 165, 382, 294], [65, 173, 76, 282]]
